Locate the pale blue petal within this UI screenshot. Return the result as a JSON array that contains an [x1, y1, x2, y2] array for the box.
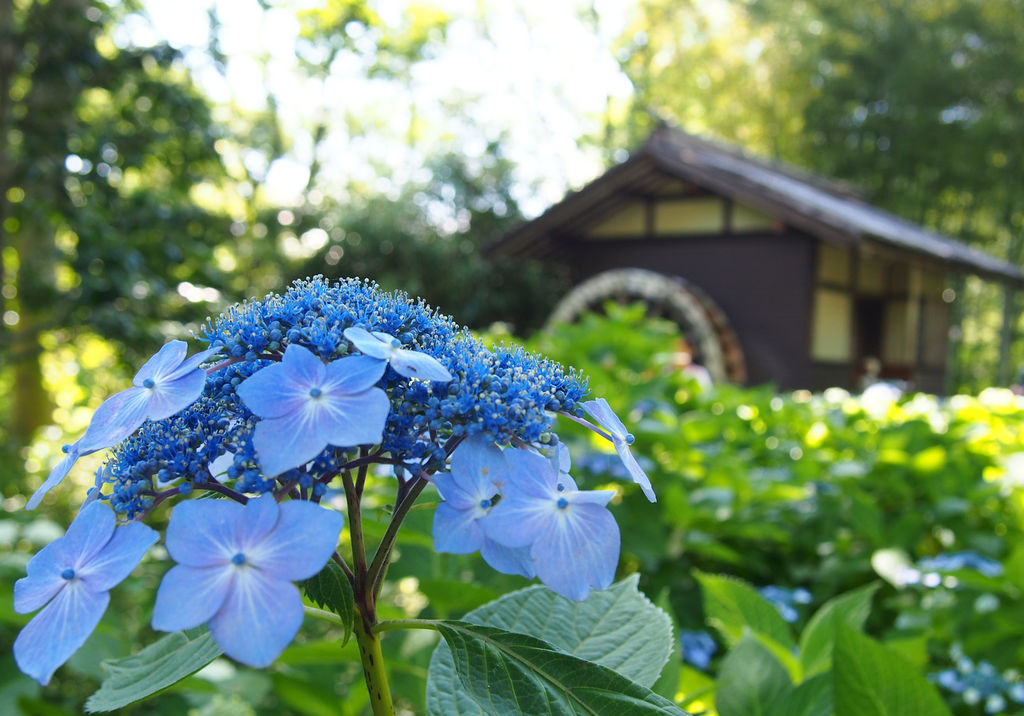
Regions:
[[322, 355, 387, 394], [145, 369, 206, 421], [62, 502, 117, 568], [133, 340, 187, 386], [554, 443, 571, 474], [165, 499, 244, 567], [432, 472, 475, 509], [235, 494, 280, 552], [481, 539, 536, 579], [433, 502, 485, 554], [567, 489, 616, 507], [78, 387, 151, 452], [247, 500, 343, 581], [164, 346, 221, 382], [78, 521, 158, 591], [504, 448, 559, 500], [581, 398, 629, 440], [78, 466, 107, 512], [14, 582, 109, 685], [152, 564, 234, 632], [281, 343, 326, 386], [370, 331, 396, 343], [615, 442, 656, 502], [343, 327, 393, 360], [317, 387, 390, 447], [237, 362, 308, 419], [481, 493, 553, 549], [14, 557, 67, 614], [450, 437, 508, 495], [26, 451, 78, 510], [209, 569, 304, 668], [532, 503, 620, 601], [252, 413, 328, 477], [391, 350, 452, 382]]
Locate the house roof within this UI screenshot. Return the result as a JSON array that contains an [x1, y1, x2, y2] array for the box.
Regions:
[[487, 127, 1024, 286]]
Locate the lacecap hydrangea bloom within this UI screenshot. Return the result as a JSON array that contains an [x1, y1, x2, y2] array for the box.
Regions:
[[15, 276, 654, 687]]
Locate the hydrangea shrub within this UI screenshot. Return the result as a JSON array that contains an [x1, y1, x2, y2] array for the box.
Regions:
[[16, 276, 682, 715]]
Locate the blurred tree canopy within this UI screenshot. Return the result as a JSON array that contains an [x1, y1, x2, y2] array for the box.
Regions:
[[611, 0, 1024, 389]]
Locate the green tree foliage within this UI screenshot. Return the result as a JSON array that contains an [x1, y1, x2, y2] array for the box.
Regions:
[[612, 0, 1024, 389]]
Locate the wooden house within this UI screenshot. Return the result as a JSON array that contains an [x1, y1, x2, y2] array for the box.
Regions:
[[486, 128, 1024, 392]]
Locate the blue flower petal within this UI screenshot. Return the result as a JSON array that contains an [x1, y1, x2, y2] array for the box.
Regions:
[[145, 369, 206, 421], [26, 451, 78, 511], [238, 362, 306, 419], [391, 350, 452, 382], [481, 493, 550, 549], [234, 494, 280, 552], [252, 412, 329, 477], [14, 543, 69, 614], [322, 355, 387, 394], [314, 388, 391, 447], [208, 569, 304, 668], [247, 500, 343, 581], [77, 521, 158, 591], [165, 499, 244, 567], [432, 472, 475, 509], [77, 387, 151, 452], [60, 501, 117, 568], [433, 501, 486, 554], [532, 503, 620, 601], [480, 539, 535, 579], [14, 582, 109, 685], [581, 398, 629, 439], [163, 346, 221, 382], [343, 327, 393, 361], [450, 437, 508, 494], [281, 343, 326, 386], [133, 341, 188, 387], [615, 441, 656, 503], [152, 564, 234, 632]]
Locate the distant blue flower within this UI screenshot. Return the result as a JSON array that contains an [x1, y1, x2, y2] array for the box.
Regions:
[[680, 630, 717, 670], [432, 437, 534, 578], [344, 326, 453, 382], [580, 398, 656, 502], [758, 585, 812, 623], [237, 343, 390, 477], [484, 447, 619, 601], [918, 551, 1004, 578], [152, 495, 343, 667], [28, 341, 220, 509], [13, 502, 157, 684], [932, 650, 1024, 713]]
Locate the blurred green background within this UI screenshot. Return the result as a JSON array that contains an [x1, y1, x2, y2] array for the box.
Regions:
[[3, 0, 1024, 713]]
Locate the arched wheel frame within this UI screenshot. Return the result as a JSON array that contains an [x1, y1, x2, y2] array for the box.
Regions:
[[547, 268, 747, 384]]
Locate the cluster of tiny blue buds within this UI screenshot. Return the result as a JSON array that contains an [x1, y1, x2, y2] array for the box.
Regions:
[[932, 645, 1024, 714], [102, 276, 588, 516]]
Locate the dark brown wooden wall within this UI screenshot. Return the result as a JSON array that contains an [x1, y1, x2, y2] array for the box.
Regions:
[[559, 231, 817, 389]]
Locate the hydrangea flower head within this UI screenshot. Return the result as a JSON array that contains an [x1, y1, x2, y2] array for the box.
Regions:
[[484, 447, 619, 601], [237, 343, 390, 476], [580, 398, 656, 502], [344, 326, 453, 382], [14, 502, 157, 684], [27, 340, 219, 509], [152, 495, 343, 667]]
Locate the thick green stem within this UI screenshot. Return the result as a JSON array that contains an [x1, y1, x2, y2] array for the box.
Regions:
[[355, 612, 395, 716]]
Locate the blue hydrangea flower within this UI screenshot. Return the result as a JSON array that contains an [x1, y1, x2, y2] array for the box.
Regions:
[[28, 341, 220, 509], [758, 585, 812, 623], [237, 343, 390, 477], [344, 327, 453, 382], [680, 629, 717, 670], [484, 447, 619, 601], [432, 437, 535, 579], [580, 398, 656, 503], [13, 502, 158, 684], [152, 495, 343, 667], [918, 551, 1004, 578]]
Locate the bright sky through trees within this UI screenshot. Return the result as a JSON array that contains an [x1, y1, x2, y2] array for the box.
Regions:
[[129, 0, 636, 214]]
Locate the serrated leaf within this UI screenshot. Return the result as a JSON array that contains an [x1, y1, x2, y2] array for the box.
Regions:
[[800, 582, 879, 677], [426, 575, 675, 716], [833, 625, 951, 716], [435, 621, 689, 715], [85, 628, 222, 712], [301, 559, 355, 645], [715, 634, 793, 716], [694, 572, 794, 649]]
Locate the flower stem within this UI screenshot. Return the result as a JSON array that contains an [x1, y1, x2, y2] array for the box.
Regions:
[[366, 476, 429, 598], [354, 611, 395, 716]]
